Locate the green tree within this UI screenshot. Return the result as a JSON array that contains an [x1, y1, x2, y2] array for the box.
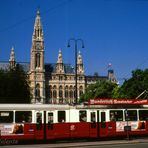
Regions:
[[112, 85, 121, 98], [0, 69, 7, 103], [79, 80, 117, 103], [120, 69, 148, 99], [0, 64, 32, 103]]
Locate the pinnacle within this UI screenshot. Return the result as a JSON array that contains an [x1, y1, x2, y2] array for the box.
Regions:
[[37, 9, 40, 16]]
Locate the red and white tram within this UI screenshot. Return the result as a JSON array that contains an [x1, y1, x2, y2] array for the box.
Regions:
[[0, 98, 148, 142]]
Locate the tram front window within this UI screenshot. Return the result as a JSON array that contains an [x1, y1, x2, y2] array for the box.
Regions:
[[0, 111, 13, 123]]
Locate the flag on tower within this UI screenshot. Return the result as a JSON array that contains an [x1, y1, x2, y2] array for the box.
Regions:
[[108, 63, 112, 68]]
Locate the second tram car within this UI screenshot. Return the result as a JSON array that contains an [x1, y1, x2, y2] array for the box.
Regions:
[[0, 99, 148, 142]]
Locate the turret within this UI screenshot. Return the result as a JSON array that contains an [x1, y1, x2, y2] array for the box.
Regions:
[[9, 46, 16, 69], [77, 51, 84, 74], [108, 69, 118, 83], [56, 49, 65, 73]]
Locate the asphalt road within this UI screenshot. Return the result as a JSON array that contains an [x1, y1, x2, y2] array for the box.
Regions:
[[1, 139, 148, 148]]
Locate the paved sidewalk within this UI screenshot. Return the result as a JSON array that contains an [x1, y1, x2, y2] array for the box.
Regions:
[[44, 138, 148, 148]]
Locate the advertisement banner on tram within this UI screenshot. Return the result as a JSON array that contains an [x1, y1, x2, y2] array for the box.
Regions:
[[0, 124, 24, 135], [116, 121, 146, 132]]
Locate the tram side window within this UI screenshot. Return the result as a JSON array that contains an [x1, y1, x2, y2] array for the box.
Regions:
[[91, 112, 96, 128], [36, 112, 42, 130], [15, 111, 32, 123], [37, 113, 42, 123], [48, 112, 53, 129], [58, 111, 65, 123], [91, 112, 96, 122], [110, 110, 123, 121], [101, 112, 106, 128], [0, 111, 13, 123], [48, 113, 53, 123], [79, 110, 87, 122], [125, 110, 137, 121], [139, 110, 148, 121], [101, 112, 106, 122]]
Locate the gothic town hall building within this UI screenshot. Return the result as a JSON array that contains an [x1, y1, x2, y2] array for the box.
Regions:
[[0, 11, 117, 104]]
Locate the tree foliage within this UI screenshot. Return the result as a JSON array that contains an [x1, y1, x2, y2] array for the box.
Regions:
[[119, 69, 148, 99], [79, 80, 117, 103], [79, 69, 148, 103], [0, 64, 32, 103]]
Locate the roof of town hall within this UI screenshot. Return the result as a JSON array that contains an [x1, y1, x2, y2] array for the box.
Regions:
[[0, 61, 75, 74]]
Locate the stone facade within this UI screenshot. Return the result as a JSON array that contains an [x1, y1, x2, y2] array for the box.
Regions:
[[46, 50, 85, 104]]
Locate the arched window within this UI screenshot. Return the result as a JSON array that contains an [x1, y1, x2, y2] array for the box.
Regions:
[[65, 86, 68, 98], [35, 53, 40, 68], [53, 85, 57, 98], [79, 86, 83, 97], [49, 85, 52, 98], [38, 29, 40, 37], [49, 91, 52, 98], [69, 86, 73, 98], [74, 86, 76, 98], [59, 86, 63, 98], [53, 85, 56, 88], [53, 90, 57, 98], [35, 83, 40, 99], [69, 91, 73, 98]]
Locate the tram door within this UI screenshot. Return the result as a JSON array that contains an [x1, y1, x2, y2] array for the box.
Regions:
[[90, 111, 97, 137], [35, 111, 44, 140], [46, 111, 54, 140], [99, 111, 107, 137]]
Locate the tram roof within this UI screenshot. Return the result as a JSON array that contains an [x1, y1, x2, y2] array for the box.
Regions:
[[0, 103, 147, 110], [0, 104, 76, 110]]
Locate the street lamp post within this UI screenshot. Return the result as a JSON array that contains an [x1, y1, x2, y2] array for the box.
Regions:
[[33, 71, 36, 104], [67, 38, 84, 105]]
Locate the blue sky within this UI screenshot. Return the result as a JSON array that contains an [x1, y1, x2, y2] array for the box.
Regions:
[[0, 0, 148, 84]]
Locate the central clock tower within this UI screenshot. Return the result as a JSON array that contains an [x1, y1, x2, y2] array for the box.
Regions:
[[29, 10, 45, 104]]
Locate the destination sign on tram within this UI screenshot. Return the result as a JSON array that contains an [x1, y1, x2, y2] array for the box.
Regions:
[[89, 98, 148, 105]]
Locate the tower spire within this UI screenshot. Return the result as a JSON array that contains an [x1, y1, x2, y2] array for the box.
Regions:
[[9, 46, 16, 69], [77, 51, 84, 74], [77, 51, 83, 64], [32, 10, 43, 41], [37, 8, 40, 16], [57, 49, 63, 63], [30, 10, 45, 104], [56, 49, 64, 73]]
